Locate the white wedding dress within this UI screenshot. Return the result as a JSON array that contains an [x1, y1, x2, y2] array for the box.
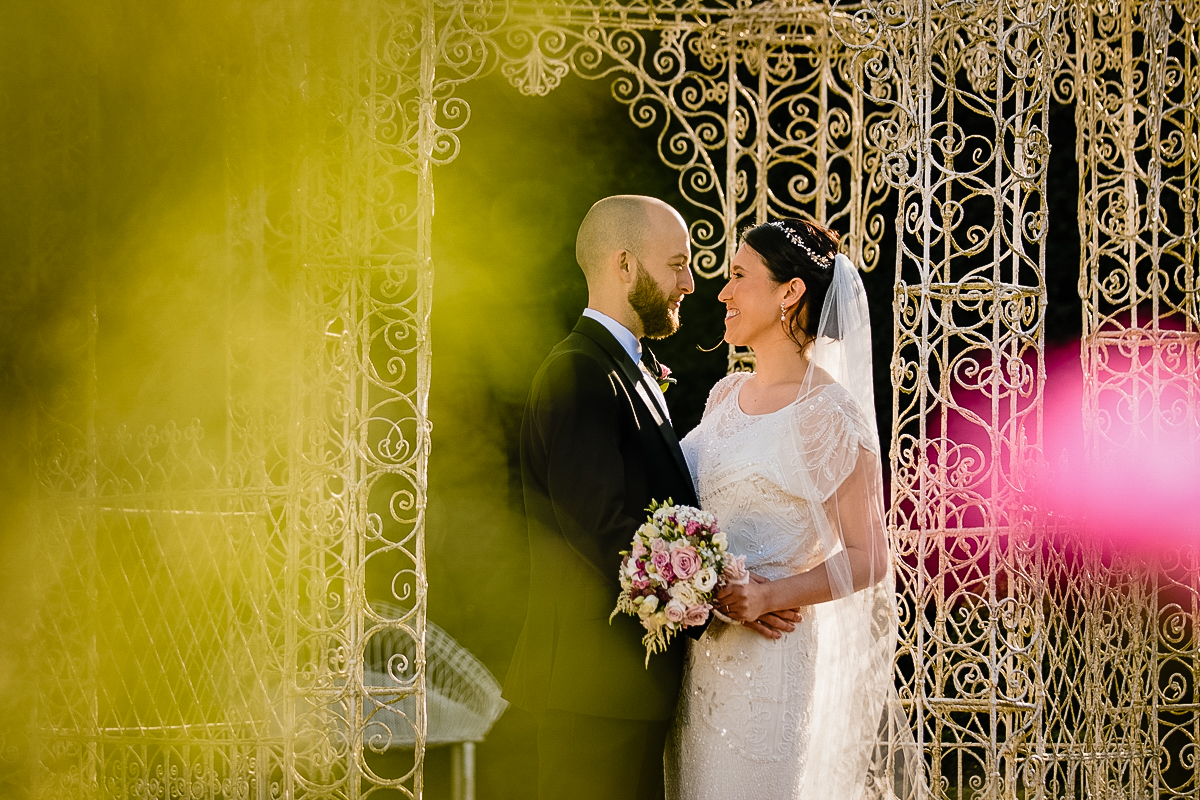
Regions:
[[665, 370, 907, 800]]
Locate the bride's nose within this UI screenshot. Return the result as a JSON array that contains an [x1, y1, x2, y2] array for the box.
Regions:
[[718, 279, 733, 302]]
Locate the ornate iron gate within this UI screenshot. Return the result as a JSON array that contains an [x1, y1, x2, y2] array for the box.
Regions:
[[32, 3, 433, 798], [28, 1, 1199, 799]]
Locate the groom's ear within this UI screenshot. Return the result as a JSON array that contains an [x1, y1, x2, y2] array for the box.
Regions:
[[615, 250, 636, 285]]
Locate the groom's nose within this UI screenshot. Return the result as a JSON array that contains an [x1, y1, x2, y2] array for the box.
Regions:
[[678, 265, 695, 295]]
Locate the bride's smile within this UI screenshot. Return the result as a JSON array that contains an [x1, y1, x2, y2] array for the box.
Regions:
[[718, 242, 806, 351]]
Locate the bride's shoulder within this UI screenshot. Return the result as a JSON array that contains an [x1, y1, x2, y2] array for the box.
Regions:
[[813, 380, 858, 415], [703, 371, 750, 414], [711, 370, 751, 393], [795, 381, 874, 444]]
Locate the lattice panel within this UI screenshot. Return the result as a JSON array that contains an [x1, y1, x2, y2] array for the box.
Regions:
[[31, 2, 431, 798], [1073, 1, 1200, 797], [841, 0, 1063, 795], [34, 425, 290, 798]]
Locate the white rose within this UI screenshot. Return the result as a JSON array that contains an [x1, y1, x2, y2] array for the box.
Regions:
[[712, 530, 728, 550], [693, 566, 718, 593], [638, 595, 659, 618], [671, 582, 699, 607]]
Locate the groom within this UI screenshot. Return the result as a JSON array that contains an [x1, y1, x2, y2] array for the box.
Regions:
[[504, 195, 700, 800]]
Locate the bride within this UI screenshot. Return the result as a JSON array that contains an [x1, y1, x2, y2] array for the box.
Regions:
[[666, 219, 919, 800]]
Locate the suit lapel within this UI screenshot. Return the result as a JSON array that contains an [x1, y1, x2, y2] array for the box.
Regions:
[[645, 390, 692, 481], [573, 317, 692, 485]]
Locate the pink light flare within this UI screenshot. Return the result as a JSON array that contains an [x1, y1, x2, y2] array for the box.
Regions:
[[1037, 342, 1200, 555]]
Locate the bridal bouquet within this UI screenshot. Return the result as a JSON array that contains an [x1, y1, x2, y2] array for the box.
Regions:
[[611, 500, 747, 665]]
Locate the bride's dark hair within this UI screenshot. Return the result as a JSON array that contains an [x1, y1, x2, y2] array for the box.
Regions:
[[741, 218, 841, 349]]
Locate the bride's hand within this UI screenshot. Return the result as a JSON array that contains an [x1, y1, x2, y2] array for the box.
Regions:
[[752, 574, 804, 632], [715, 574, 771, 622], [745, 611, 801, 640]]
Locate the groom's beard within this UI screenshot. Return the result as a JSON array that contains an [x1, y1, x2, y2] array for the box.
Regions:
[[630, 263, 678, 339]]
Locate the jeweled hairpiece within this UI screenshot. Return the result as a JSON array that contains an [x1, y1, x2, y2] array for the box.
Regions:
[[766, 221, 834, 269]]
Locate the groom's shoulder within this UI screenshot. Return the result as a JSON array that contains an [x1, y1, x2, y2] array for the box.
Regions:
[[540, 318, 616, 368], [527, 330, 621, 404], [549, 326, 604, 359], [536, 332, 611, 384]]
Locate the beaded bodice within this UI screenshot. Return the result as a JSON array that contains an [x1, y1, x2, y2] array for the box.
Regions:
[[680, 372, 876, 580]]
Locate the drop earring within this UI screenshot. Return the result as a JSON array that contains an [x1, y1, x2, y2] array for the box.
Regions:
[[780, 303, 787, 322]]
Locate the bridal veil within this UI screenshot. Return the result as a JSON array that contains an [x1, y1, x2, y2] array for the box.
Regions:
[[794, 252, 923, 800]]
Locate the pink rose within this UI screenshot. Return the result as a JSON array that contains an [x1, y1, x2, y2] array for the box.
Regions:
[[685, 521, 701, 537], [632, 579, 650, 592], [722, 553, 749, 585], [650, 538, 668, 554], [664, 599, 686, 623], [651, 550, 674, 582], [682, 604, 710, 627], [632, 541, 648, 557], [670, 545, 701, 579]]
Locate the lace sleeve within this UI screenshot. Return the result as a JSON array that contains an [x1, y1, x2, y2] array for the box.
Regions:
[[701, 372, 748, 420], [791, 384, 878, 501]]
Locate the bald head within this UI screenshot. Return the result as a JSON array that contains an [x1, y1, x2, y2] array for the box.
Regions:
[[575, 195, 685, 284]]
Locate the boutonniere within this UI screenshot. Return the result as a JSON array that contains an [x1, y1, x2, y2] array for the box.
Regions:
[[642, 346, 676, 393], [657, 362, 676, 393]]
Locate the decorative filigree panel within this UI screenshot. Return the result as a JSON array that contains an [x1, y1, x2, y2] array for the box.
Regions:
[[1078, 0, 1199, 458], [1074, 1, 1200, 798], [32, 1, 431, 798], [842, 0, 1064, 796], [256, 1, 433, 795]]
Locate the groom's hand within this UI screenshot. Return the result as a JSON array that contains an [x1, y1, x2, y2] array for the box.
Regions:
[[745, 611, 802, 639]]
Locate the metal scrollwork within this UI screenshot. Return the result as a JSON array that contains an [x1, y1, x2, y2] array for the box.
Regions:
[[434, 2, 897, 282], [1073, 0, 1200, 797], [841, 0, 1065, 795]]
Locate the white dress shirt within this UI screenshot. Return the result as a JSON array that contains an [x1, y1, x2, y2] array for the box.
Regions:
[[581, 308, 672, 422]]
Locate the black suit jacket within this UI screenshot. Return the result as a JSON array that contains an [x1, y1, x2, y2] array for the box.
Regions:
[[503, 316, 699, 721]]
